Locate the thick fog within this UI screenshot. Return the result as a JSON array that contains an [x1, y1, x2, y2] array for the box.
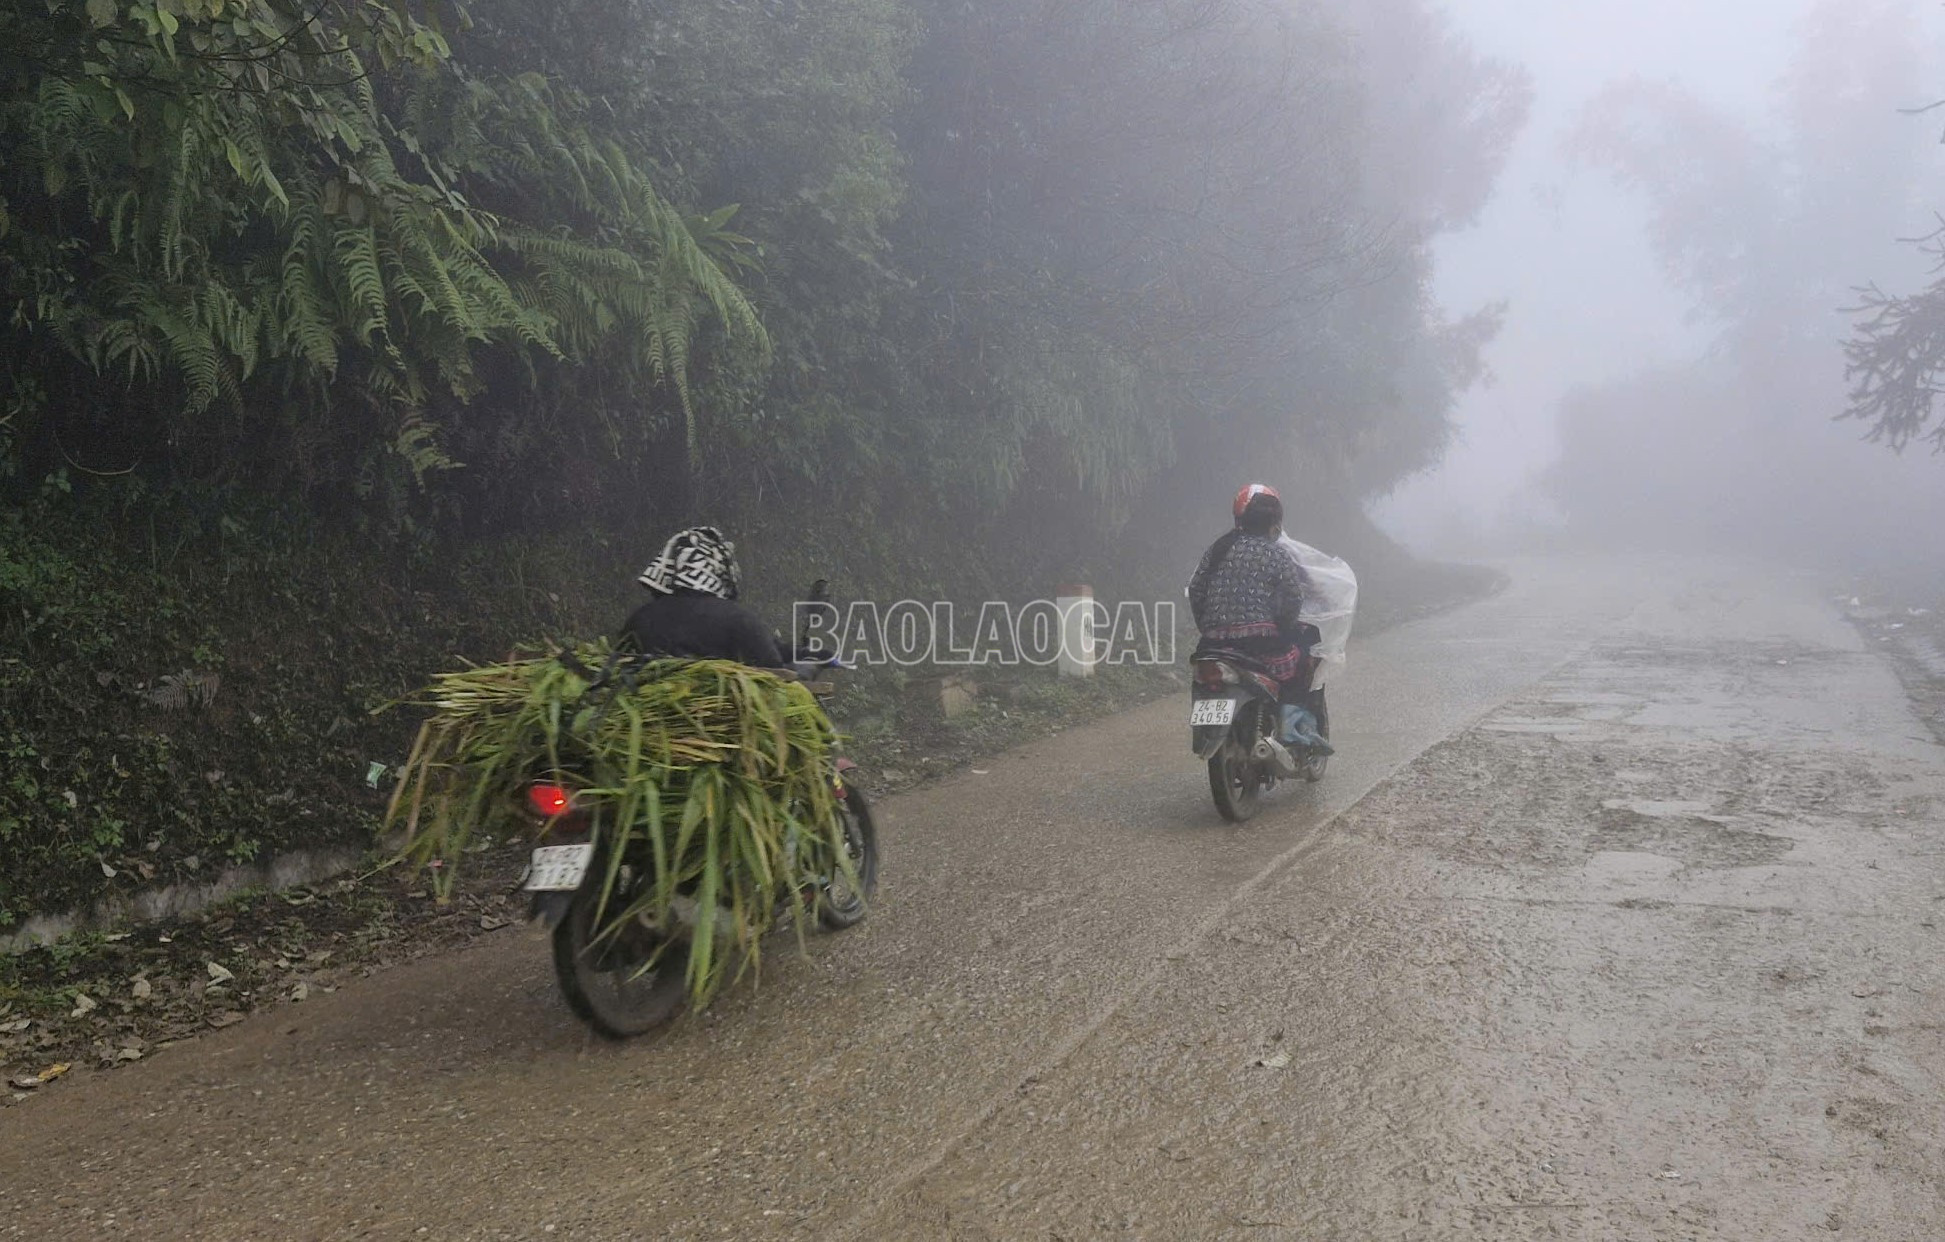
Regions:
[[1379, 0, 1945, 587]]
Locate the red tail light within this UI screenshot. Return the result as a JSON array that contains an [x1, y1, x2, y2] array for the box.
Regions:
[[1194, 661, 1238, 689], [527, 783, 574, 818]]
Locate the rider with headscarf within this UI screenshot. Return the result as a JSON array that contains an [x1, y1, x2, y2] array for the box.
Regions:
[[618, 526, 788, 668]]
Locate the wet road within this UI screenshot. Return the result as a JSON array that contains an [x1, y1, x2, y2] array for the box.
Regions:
[[5, 558, 1943, 1240]]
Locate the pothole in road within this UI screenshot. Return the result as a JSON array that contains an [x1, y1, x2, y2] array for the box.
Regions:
[[1343, 634, 1885, 880], [1601, 641, 1840, 671], [1601, 798, 1725, 819], [1476, 718, 1597, 738], [1479, 699, 1607, 735], [1592, 805, 1796, 871], [1585, 850, 1683, 886]]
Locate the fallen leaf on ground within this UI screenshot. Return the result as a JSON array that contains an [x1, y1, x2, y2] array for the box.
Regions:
[[479, 915, 509, 931], [130, 977, 152, 1000], [69, 993, 98, 1018], [207, 1011, 246, 1029], [1251, 1050, 1291, 1070], [289, 983, 310, 1003], [206, 962, 235, 984]]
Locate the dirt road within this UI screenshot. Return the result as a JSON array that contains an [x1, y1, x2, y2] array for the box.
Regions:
[[5, 558, 1943, 1240]]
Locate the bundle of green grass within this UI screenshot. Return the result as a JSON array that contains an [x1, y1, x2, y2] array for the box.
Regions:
[[386, 642, 851, 1011]]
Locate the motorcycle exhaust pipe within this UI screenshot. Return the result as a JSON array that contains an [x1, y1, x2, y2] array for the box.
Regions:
[[1253, 736, 1301, 779]]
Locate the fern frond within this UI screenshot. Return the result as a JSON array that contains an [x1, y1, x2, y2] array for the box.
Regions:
[[332, 222, 388, 344]]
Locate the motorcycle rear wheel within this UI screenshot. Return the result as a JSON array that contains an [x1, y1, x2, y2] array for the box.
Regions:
[[552, 883, 688, 1039], [1208, 739, 1263, 822]]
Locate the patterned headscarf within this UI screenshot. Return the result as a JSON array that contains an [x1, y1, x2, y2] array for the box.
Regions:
[[638, 526, 740, 599]]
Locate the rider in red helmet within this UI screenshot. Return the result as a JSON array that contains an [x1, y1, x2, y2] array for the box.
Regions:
[[1231, 483, 1278, 524], [1187, 485, 1331, 752]]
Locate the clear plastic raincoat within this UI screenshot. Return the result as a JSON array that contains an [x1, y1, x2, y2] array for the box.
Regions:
[[1278, 536, 1357, 685]]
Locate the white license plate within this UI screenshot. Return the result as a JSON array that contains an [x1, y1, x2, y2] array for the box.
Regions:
[[524, 843, 595, 892], [1190, 698, 1236, 727]]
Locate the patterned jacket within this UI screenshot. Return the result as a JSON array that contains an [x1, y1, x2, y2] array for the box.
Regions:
[[1188, 533, 1307, 641]]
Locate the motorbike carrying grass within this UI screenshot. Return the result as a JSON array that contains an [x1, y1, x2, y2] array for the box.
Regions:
[[384, 643, 853, 1014]]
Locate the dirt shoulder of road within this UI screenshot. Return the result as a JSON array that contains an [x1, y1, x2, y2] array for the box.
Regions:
[[1844, 588, 1945, 748], [1, 560, 1505, 1096]]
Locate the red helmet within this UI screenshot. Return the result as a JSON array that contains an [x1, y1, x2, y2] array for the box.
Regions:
[[1232, 483, 1281, 523]]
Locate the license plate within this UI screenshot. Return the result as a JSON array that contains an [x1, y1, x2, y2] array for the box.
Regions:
[[524, 843, 594, 892], [1190, 698, 1236, 727]]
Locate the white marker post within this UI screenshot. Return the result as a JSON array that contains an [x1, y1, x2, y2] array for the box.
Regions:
[[1057, 584, 1097, 679]]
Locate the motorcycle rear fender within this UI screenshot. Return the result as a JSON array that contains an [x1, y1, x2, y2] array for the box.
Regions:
[[1192, 723, 1231, 760], [1191, 690, 1247, 759]]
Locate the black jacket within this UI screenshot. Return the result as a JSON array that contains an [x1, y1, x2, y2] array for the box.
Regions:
[[617, 593, 786, 668]]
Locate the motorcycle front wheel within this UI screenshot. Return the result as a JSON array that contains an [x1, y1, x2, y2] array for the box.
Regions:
[[817, 777, 880, 930], [551, 882, 688, 1039]]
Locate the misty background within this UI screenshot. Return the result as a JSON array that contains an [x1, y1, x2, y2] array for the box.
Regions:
[[1379, 0, 1945, 585]]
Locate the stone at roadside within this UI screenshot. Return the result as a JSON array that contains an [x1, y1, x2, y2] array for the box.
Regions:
[[939, 674, 979, 720]]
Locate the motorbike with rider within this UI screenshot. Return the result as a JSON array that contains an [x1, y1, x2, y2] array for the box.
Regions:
[[1186, 484, 1338, 820], [522, 526, 877, 1037]]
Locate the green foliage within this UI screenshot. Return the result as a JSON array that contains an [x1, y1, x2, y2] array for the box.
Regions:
[[2, 0, 1521, 534], [388, 648, 853, 1011], [1, 0, 762, 498]]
